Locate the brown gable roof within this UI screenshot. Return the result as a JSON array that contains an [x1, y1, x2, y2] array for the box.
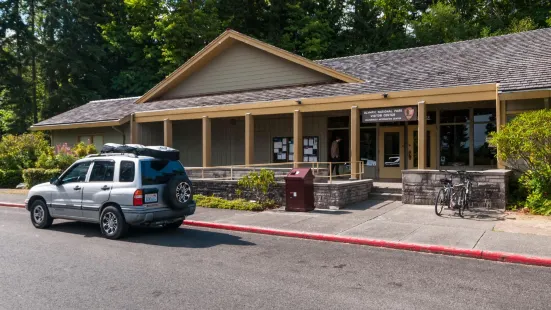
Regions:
[[33, 28, 551, 128]]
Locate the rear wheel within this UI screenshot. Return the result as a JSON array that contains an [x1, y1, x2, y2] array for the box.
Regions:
[[99, 206, 128, 239], [435, 189, 447, 216], [30, 200, 53, 229]]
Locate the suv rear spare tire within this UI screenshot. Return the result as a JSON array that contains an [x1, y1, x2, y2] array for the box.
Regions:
[[165, 175, 193, 209]]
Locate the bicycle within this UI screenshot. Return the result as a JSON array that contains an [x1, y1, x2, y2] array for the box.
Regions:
[[434, 171, 467, 217], [459, 170, 481, 210]]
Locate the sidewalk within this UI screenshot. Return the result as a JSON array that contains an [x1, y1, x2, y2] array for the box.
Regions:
[[4, 191, 551, 261]]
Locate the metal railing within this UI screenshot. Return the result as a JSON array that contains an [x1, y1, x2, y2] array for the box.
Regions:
[[188, 161, 365, 184]]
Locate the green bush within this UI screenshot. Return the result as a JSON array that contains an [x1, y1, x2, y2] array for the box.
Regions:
[[195, 194, 265, 211], [0, 170, 23, 188], [237, 169, 276, 203], [0, 132, 51, 170], [22, 168, 62, 188], [489, 109, 551, 215]]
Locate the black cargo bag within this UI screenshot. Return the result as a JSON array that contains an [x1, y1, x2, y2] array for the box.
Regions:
[[101, 143, 179, 161]]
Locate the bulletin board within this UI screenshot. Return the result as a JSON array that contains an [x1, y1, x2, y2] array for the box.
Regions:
[[272, 136, 318, 163]]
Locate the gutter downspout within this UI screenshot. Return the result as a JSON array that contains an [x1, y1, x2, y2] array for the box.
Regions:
[[111, 126, 126, 144]]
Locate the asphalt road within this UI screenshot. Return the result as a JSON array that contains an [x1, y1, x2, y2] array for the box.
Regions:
[[2, 207, 551, 310]]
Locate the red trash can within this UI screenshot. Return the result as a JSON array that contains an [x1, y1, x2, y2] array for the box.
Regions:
[[284, 168, 315, 212]]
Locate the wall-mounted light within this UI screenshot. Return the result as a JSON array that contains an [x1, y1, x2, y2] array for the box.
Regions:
[[296, 100, 302, 105], [383, 93, 388, 98]]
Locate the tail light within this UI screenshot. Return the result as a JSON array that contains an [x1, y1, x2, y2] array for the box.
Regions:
[[133, 189, 143, 206]]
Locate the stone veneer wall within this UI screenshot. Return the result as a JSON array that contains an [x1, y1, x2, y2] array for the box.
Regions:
[[191, 179, 373, 210], [402, 169, 511, 209]]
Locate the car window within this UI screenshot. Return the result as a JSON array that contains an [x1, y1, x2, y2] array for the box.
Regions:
[[89, 161, 115, 182], [141, 160, 185, 185], [61, 162, 92, 184], [119, 161, 135, 182]]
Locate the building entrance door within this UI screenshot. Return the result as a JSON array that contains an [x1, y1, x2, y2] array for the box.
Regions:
[[407, 125, 437, 169], [378, 127, 404, 179]]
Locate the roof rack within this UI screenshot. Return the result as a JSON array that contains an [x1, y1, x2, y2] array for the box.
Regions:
[[85, 153, 138, 158]]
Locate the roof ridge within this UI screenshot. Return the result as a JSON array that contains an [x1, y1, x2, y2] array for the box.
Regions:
[[88, 96, 140, 103], [317, 27, 551, 62]]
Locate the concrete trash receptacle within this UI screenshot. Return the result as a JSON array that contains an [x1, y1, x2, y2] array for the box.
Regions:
[[284, 168, 314, 211]]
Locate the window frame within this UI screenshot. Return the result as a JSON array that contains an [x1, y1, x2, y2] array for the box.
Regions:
[[88, 160, 116, 183], [118, 160, 136, 183]]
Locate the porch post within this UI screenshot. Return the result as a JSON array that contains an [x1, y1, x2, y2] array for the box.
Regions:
[[130, 113, 139, 144], [496, 84, 505, 169], [293, 110, 303, 168], [163, 119, 172, 147], [245, 113, 254, 165], [545, 98, 550, 109], [417, 101, 427, 169], [350, 106, 360, 179], [202, 116, 211, 167]]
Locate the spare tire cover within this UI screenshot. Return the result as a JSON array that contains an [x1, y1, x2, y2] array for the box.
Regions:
[[164, 175, 193, 209]]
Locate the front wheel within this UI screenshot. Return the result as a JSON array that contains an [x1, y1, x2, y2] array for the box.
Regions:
[[100, 206, 128, 239], [435, 189, 447, 216], [30, 200, 53, 229], [456, 187, 467, 218]]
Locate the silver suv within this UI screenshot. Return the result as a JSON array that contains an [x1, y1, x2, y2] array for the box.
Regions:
[[24, 153, 196, 239]]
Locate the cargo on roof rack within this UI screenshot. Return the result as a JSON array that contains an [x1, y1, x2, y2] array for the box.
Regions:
[[100, 143, 179, 161]]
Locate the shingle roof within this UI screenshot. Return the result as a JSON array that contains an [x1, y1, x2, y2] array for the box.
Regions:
[[317, 27, 551, 93], [34, 28, 551, 127]]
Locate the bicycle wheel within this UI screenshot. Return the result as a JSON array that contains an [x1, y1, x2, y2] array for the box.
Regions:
[[435, 188, 446, 216], [457, 187, 467, 217]]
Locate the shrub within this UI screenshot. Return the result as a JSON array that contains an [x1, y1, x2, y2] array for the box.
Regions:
[[0, 170, 23, 188], [0, 132, 51, 170], [489, 109, 551, 214], [194, 194, 265, 211], [22, 168, 62, 188], [237, 169, 276, 203]]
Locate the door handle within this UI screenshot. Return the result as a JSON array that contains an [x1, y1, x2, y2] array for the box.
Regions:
[[73, 186, 81, 191], [101, 185, 110, 191]]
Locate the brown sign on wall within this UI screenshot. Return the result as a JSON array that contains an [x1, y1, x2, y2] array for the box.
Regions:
[[361, 106, 418, 123]]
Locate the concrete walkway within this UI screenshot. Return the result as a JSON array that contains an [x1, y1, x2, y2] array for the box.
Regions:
[[4, 190, 551, 259]]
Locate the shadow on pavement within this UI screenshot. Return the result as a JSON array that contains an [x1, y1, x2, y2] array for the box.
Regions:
[[437, 208, 507, 222], [48, 221, 256, 248]]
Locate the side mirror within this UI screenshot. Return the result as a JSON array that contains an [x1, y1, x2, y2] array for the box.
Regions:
[[49, 177, 59, 185]]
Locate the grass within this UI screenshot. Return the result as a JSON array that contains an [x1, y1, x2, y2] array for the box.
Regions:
[[195, 194, 265, 211]]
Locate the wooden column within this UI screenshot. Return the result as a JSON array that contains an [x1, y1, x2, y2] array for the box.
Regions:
[[293, 110, 303, 168], [163, 119, 172, 147], [544, 97, 549, 109], [417, 101, 427, 169], [130, 113, 139, 144], [350, 106, 360, 179], [245, 113, 254, 165], [202, 116, 211, 167], [496, 84, 505, 169]]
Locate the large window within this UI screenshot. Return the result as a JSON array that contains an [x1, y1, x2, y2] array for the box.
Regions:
[[360, 128, 376, 166], [473, 109, 497, 166], [440, 109, 470, 167]]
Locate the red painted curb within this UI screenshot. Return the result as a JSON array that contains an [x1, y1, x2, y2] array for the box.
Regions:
[[0, 202, 25, 208], [183, 220, 551, 268]]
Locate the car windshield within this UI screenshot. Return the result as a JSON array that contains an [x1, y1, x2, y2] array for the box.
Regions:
[[141, 160, 185, 185]]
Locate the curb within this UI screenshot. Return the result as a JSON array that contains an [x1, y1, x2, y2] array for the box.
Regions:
[[0, 202, 25, 208], [183, 220, 551, 268]]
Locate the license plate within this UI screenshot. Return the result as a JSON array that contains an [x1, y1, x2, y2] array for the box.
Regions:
[[144, 193, 158, 204]]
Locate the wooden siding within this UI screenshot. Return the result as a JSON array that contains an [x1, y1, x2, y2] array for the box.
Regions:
[[161, 42, 335, 99], [51, 124, 129, 148]]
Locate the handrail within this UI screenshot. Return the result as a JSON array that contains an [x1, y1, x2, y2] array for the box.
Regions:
[[188, 161, 366, 183]]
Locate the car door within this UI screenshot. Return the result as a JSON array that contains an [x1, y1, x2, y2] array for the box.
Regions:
[[81, 160, 115, 221], [50, 161, 92, 218]]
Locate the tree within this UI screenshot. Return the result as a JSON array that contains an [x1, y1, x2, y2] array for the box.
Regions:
[[412, 2, 477, 45]]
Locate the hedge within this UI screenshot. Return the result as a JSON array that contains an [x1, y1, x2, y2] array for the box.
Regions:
[[195, 194, 265, 211], [22, 168, 62, 188], [0, 170, 23, 188]]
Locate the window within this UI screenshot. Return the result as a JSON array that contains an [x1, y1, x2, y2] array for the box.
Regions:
[[360, 128, 376, 166], [78, 135, 104, 151], [473, 108, 497, 166], [440, 109, 469, 123], [440, 125, 469, 166], [141, 160, 185, 185], [60, 162, 92, 184], [119, 161, 135, 182], [89, 161, 115, 182]]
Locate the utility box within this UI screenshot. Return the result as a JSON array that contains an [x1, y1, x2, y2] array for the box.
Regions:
[[284, 168, 315, 212]]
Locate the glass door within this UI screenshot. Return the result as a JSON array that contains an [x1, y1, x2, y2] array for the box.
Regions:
[[378, 127, 404, 179], [408, 125, 437, 169]]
